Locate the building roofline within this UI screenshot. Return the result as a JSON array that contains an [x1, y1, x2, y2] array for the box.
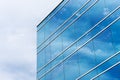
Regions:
[[36, 0, 64, 27]]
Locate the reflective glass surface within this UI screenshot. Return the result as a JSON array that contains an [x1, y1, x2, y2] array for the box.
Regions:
[[37, 0, 120, 80]]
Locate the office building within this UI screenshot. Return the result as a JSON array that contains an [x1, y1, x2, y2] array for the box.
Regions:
[[37, 0, 120, 80]]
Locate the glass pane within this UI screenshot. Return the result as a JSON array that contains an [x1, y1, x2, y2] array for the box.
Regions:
[[37, 0, 120, 80]]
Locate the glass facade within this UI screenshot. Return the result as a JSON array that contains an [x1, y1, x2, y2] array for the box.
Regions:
[[37, 0, 120, 80]]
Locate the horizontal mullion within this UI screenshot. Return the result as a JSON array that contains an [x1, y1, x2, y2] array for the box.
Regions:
[[37, 0, 98, 55], [76, 51, 120, 80], [37, 0, 70, 32], [37, 6, 120, 73], [38, 16, 120, 80], [90, 61, 120, 80], [37, 0, 91, 50], [38, 1, 120, 79]]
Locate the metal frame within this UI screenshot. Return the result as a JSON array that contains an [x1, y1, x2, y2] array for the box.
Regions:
[[37, 0, 91, 49], [37, 0, 70, 32], [76, 51, 120, 80], [38, 5, 120, 80], [37, 0, 99, 54], [90, 61, 120, 80], [37, 6, 120, 73]]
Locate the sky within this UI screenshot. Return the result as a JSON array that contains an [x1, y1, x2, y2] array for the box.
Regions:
[[0, 0, 62, 80], [37, 0, 120, 80]]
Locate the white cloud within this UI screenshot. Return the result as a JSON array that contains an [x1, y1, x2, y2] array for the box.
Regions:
[[0, 0, 62, 80], [103, 8, 110, 16]]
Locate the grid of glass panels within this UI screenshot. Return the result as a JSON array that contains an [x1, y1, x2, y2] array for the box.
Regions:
[[37, 0, 120, 80]]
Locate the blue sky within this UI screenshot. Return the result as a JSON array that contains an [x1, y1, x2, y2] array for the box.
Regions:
[[37, 0, 120, 80], [0, 0, 62, 80]]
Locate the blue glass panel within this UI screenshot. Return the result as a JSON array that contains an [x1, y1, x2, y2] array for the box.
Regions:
[[37, 0, 120, 80]]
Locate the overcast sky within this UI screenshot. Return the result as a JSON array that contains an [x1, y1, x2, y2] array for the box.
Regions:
[[0, 0, 62, 80]]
